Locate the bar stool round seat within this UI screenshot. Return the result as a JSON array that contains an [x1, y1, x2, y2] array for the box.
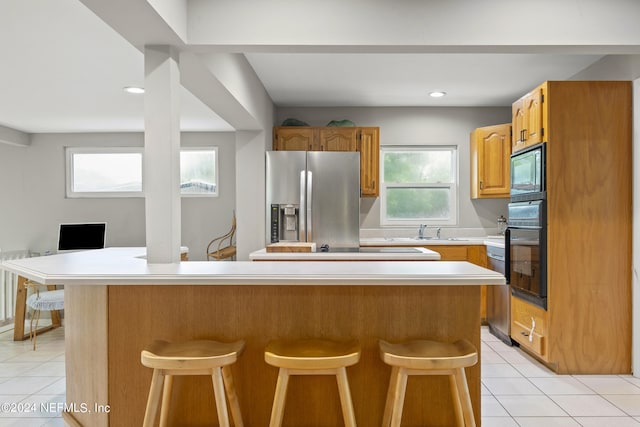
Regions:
[[265, 338, 360, 427], [141, 339, 245, 427], [379, 339, 478, 427]]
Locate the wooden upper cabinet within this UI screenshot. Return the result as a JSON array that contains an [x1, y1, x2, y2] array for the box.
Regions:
[[512, 83, 546, 152], [272, 126, 380, 197], [273, 127, 315, 151], [470, 123, 511, 199], [273, 126, 358, 151], [318, 128, 358, 151], [357, 127, 380, 197]]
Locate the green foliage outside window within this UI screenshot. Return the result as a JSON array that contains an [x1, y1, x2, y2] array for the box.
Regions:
[[383, 151, 452, 183], [386, 188, 450, 219], [383, 149, 454, 220]]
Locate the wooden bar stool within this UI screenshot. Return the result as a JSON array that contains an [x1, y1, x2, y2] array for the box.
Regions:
[[264, 338, 361, 427], [379, 339, 478, 427], [141, 339, 245, 427]]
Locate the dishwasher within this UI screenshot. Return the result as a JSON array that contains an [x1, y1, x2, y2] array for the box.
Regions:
[[486, 244, 513, 345]]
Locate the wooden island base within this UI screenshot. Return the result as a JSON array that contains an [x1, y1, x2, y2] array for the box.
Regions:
[[64, 283, 481, 427]]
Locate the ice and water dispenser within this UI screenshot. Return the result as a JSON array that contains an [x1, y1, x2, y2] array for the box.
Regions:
[[270, 204, 300, 243]]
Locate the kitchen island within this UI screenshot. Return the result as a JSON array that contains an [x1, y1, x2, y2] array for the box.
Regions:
[[2, 247, 505, 427]]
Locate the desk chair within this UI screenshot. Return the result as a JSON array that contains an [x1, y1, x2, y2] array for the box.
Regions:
[[24, 280, 64, 350]]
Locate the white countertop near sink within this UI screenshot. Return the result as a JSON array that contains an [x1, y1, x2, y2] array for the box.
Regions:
[[250, 247, 440, 261], [360, 236, 505, 248]]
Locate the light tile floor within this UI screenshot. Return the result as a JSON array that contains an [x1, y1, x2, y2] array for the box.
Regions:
[[481, 326, 640, 426], [0, 325, 64, 427], [1, 325, 640, 426]]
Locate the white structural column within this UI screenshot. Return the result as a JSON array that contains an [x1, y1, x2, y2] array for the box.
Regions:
[[144, 45, 181, 264]]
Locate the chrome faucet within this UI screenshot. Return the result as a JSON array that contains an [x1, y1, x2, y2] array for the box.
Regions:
[[418, 224, 426, 239]]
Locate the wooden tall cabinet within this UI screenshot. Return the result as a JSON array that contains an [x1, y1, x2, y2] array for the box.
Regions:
[[509, 81, 632, 374], [357, 127, 380, 197], [273, 126, 380, 197], [470, 123, 511, 199], [512, 83, 546, 152]]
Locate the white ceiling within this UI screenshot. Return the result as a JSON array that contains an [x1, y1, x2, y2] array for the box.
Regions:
[[0, 0, 608, 133], [0, 0, 231, 133], [245, 53, 603, 108]]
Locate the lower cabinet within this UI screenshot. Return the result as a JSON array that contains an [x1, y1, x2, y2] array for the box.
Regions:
[[425, 245, 468, 260], [510, 295, 548, 362]]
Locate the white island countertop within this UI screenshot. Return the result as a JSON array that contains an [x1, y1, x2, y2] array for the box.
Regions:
[[0, 247, 505, 287], [249, 246, 441, 261]]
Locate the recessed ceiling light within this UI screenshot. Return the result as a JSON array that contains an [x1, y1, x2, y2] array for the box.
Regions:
[[429, 91, 447, 98], [123, 86, 145, 94]]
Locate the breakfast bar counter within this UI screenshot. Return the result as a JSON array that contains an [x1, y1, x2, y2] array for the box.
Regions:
[[2, 248, 505, 427]]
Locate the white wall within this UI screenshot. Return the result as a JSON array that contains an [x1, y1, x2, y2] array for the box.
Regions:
[[276, 106, 512, 233], [199, 54, 276, 260], [0, 143, 28, 251], [180, 132, 236, 261], [0, 132, 236, 261]]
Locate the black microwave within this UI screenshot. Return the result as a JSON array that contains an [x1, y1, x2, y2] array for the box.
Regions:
[[510, 142, 546, 201]]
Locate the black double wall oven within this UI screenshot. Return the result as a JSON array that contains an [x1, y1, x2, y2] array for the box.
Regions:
[[507, 142, 548, 310]]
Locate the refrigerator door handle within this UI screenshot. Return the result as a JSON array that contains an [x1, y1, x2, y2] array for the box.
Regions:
[[306, 171, 313, 241], [299, 170, 306, 242]]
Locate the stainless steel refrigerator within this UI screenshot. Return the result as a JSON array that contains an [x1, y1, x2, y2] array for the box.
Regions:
[[266, 151, 360, 249]]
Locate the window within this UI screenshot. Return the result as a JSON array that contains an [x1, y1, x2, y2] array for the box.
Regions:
[[66, 147, 218, 198], [380, 146, 458, 226], [66, 147, 143, 198], [180, 147, 218, 196]]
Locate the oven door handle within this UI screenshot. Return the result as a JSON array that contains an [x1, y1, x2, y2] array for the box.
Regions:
[[504, 227, 511, 284]]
